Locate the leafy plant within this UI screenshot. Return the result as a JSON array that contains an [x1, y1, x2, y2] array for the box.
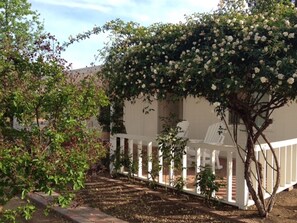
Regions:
[[157, 125, 188, 166], [173, 176, 185, 193], [196, 166, 221, 206], [0, 0, 108, 221], [147, 161, 161, 190], [110, 146, 137, 179]]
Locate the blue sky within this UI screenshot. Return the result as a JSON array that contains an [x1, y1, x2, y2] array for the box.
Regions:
[[29, 0, 219, 69]]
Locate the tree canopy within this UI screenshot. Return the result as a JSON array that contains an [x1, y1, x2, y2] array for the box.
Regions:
[[101, 2, 297, 108], [0, 0, 108, 221]]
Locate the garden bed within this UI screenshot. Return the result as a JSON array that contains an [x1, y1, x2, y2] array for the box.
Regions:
[[74, 171, 297, 223]]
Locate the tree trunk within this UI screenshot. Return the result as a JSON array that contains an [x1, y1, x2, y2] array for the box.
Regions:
[[244, 131, 268, 217]]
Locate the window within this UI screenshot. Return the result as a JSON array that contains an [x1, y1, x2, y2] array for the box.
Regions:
[[255, 93, 270, 128]]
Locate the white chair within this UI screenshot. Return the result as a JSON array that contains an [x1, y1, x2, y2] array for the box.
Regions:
[[189, 122, 226, 169], [176, 120, 190, 138]]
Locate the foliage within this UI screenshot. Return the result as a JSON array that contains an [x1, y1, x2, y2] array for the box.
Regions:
[[2, 203, 35, 223], [98, 105, 111, 132], [0, 0, 43, 52], [110, 145, 137, 178], [196, 166, 221, 206], [173, 176, 185, 193], [98, 100, 126, 134], [147, 161, 161, 190], [157, 125, 188, 166], [0, 0, 108, 221]]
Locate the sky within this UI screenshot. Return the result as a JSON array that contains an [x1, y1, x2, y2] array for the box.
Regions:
[[29, 0, 220, 69]]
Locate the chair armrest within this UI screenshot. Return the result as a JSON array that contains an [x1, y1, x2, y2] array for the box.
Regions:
[[188, 139, 203, 143]]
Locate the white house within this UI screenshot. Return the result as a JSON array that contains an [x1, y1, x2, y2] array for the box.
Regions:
[[74, 66, 297, 210], [123, 96, 297, 144], [115, 96, 297, 210]]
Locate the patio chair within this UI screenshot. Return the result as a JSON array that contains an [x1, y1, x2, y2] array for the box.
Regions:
[[188, 122, 226, 169], [176, 120, 190, 138]]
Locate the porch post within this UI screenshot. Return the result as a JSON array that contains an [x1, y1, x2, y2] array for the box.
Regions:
[[109, 135, 117, 174], [236, 148, 249, 209]]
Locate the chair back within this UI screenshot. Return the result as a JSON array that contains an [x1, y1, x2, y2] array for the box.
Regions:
[[203, 122, 226, 145], [176, 120, 190, 138]]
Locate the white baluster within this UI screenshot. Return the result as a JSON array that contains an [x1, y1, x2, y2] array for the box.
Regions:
[[227, 151, 233, 202], [147, 142, 153, 181], [138, 140, 143, 177], [182, 147, 187, 190]]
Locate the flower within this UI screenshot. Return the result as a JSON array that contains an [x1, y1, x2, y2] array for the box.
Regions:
[[277, 74, 284, 80], [261, 36, 267, 42], [283, 32, 289, 37], [213, 102, 221, 107], [285, 20, 290, 26], [211, 84, 217, 90], [226, 35, 233, 42], [260, 77, 268, 83], [254, 67, 260, 73], [287, 77, 294, 85], [288, 33, 295, 39], [276, 60, 282, 67]]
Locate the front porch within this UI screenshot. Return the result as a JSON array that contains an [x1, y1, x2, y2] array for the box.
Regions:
[[110, 134, 297, 209]]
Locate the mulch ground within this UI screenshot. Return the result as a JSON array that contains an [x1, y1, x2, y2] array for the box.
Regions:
[[74, 172, 280, 223]]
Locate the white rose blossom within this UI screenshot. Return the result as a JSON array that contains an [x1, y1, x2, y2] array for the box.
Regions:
[[288, 33, 295, 39], [285, 20, 290, 26], [260, 77, 268, 83], [283, 32, 289, 37], [254, 67, 260, 73], [277, 74, 284, 80], [287, 77, 294, 85], [226, 35, 233, 42], [213, 102, 221, 107], [211, 84, 217, 90], [261, 36, 267, 42]]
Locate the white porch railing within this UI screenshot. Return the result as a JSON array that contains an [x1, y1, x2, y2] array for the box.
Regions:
[[110, 134, 297, 209], [253, 138, 297, 198]]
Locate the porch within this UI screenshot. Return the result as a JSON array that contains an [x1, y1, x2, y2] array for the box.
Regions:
[[110, 134, 297, 209]]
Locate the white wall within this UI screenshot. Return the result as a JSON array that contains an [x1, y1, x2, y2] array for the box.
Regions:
[[183, 97, 220, 140], [124, 96, 297, 145], [264, 102, 297, 142], [124, 99, 158, 137]]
